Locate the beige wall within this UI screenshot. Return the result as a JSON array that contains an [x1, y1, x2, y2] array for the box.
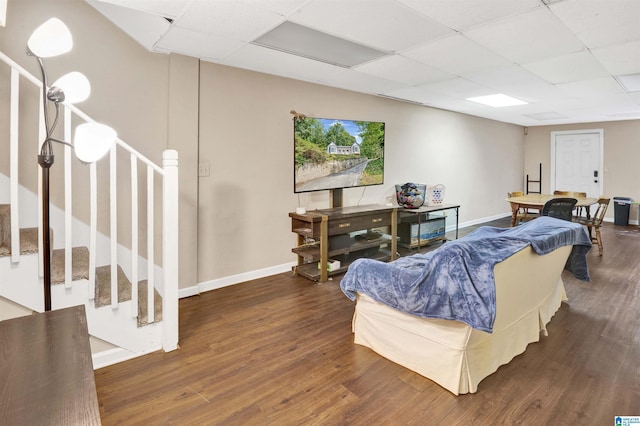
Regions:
[[197, 62, 525, 281], [167, 54, 199, 290], [524, 120, 640, 222]]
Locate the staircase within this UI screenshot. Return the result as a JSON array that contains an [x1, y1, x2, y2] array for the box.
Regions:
[[0, 51, 179, 366]]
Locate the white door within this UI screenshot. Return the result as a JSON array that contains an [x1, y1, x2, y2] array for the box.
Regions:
[[551, 130, 603, 198]]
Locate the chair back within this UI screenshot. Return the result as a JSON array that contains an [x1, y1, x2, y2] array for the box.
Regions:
[[542, 197, 578, 221], [591, 197, 610, 226], [555, 190, 587, 198]]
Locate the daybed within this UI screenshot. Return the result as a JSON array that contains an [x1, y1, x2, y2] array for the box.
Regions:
[[340, 216, 592, 395]]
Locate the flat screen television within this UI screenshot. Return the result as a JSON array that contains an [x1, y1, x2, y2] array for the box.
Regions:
[[294, 116, 385, 199]]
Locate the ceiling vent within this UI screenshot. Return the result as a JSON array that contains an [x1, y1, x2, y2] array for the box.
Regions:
[[252, 21, 389, 68]]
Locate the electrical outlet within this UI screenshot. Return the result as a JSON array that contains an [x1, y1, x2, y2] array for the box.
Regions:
[[198, 162, 210, 177]]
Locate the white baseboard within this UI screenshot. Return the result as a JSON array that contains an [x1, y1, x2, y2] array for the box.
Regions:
[[179, 262, 297, 299], [603, 217, 639, 225], [180, 213, 514, 300], [92, 346, 160, 369], [455, 212, 512, 230]]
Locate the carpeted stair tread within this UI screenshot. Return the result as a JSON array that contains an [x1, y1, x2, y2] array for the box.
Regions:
[[0, 227, 40, 257], [0, 205, 51, 257], [3, 204, 162, 327], [137, 280, 163, 327], [95, 265, 132, 308], [51, 246, 90, 284], [0, 204, 10, 247]]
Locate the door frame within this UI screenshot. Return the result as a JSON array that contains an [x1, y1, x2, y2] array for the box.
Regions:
[[550, 129, 604, 196]]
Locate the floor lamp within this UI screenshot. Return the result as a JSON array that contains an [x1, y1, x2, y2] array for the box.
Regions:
[[27, 18, 117, 311]]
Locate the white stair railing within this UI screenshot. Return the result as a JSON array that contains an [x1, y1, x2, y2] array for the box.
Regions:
[[1, 50, 178, 352]]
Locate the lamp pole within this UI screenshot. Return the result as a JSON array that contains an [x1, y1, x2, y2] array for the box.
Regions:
[[38, 155, 53, 311], [28, 18, 116, 312], [32, 55, 55, 311], [34, 55, 55, 312]]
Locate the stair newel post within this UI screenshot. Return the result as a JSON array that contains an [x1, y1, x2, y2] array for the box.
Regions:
[[38, 154, 54, 311], [162, 149, 179, 351]]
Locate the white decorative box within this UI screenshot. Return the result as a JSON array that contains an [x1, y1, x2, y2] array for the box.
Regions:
[[318, 259, 341, 272], [426, 184, 446, 206]]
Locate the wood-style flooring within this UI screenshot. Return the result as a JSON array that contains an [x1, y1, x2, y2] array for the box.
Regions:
[[95, 219, 640, 425]]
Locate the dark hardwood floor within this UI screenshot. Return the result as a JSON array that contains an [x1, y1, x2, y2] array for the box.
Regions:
[[95, 218, 640, 425]]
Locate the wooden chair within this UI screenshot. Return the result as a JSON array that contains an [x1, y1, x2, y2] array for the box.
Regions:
[[508, 191, 536, 223], [542, 197, 577, 222], [573, 197, 610, 256]]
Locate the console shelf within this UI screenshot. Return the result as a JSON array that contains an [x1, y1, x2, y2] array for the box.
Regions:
[[294, 248, 392, 281], [289, 204, 397, 282]]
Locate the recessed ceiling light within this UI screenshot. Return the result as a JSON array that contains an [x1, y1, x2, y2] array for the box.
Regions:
[[252, 21, 389, 68], [466, 94, 528, 107], [615, 73, 640, 92]]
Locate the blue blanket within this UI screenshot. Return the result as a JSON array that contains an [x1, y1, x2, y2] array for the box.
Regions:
[[340, 216, 592, 333]]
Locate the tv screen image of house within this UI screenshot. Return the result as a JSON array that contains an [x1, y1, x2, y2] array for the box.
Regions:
[[294, 116, 385, 193]]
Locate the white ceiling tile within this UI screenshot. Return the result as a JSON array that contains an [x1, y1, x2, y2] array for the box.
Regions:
[[381, 84, 451, 105], [523, 112, 569, 121], [556, 77, 626, 99], [606, 111, 640, 121], [355, 54, 454, 86], [397, 0, 541, 31], [175, 0, 285, 41], [87, 0, 171, 50], [219, 43, 345, 83], [465, 65, 546, 88], [523, 51, 610, 84], [417, 78, 494, 99], [289, 0, 455, 51], [549, 0, 640, 49], [317, 68, 410, 95], [403, 34, 513, 76], [246, 0, 312, 16], [158, 27, 247, 61], [563, 93, 640, 117], [466, 7, 584, 64], [93, 0, 190, 18], [629, 91, 640, 106], [591, 40, 640, 76]]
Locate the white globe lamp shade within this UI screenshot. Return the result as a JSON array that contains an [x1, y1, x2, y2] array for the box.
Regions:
[[27, 18, 73, 58], [74, 123, 117, 163], [50, 72, 91, 104]]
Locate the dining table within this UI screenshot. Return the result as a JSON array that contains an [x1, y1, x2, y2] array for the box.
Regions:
[[505, 193, 599, 227]]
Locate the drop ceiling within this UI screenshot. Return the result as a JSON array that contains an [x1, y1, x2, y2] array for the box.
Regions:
[[87, 0, 640, 126]]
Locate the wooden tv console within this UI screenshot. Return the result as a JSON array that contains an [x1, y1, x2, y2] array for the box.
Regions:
[[289, 204, 398, 282]]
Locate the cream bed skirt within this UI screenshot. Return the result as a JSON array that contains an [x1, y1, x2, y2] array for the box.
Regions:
[[351, 245, 571, 395]]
